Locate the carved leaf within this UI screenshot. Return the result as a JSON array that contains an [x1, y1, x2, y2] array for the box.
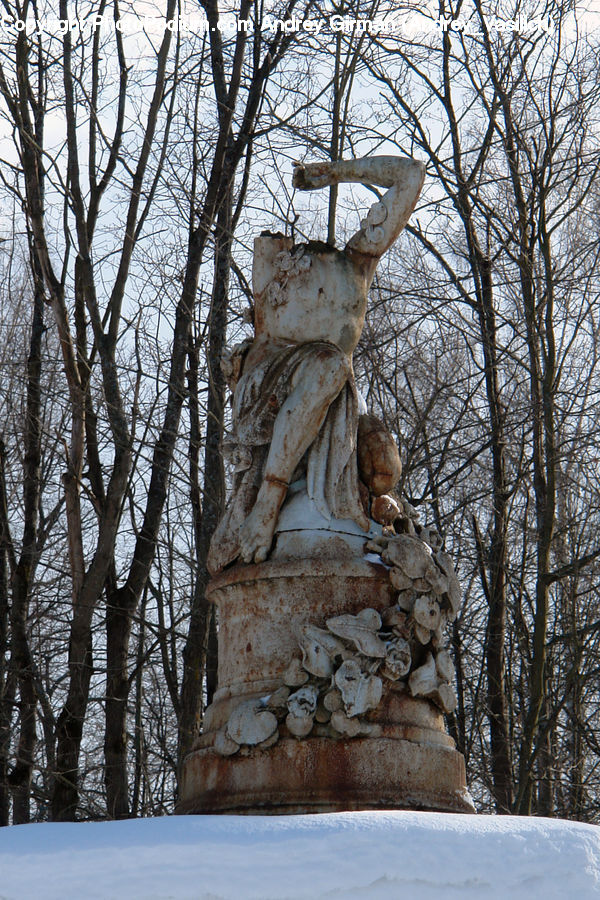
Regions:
[[256, 730, 280, 750], [408, 652, 438, 699], [435, 550, 462, 617], [422, 566, 449, 595], [226, 700, 279, 746], [214, 730, 239, 757], [435, 649, 454, 683], [326, 609, 386, 658], [389, 568, 413, 591], [283, 658, 309, 687], [298, 624, 345, 677], [413, 595, 441, 631], [396, 590, 414, 612], [379, 534, 433, 578]]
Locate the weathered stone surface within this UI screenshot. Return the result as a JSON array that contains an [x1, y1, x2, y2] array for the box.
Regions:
[[371, 494, 401, 525], [225, 700, 278, 747], [287, 685, 318, 720], [178, 736, 474, 815], [334, 660, 383, 718], [179, 156, 472, 817], [382, 637, 412, 681], [357, 415, 402, 497], [283, 658, 309, 688], [326, 609, 386, 657], [297, 624, 344, 677], [178, 557, 473, 815], [413, 594, 442, 631]]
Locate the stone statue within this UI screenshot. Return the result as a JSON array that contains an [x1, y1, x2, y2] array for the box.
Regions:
[[180, 154, 474, 817], [208, 156, 425, 574]]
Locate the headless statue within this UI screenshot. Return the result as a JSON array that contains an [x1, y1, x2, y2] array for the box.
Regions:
[[208, 156, 425, 574]]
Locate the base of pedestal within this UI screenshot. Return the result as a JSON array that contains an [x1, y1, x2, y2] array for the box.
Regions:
[[178, 735, 474, 815], [177, 549, 474, 817]]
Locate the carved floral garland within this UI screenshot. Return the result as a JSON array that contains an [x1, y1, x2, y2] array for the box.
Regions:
[[213, 523, 463, 757]]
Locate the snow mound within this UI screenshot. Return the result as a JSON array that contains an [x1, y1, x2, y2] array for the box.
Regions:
[[0, 810, 599, 899]]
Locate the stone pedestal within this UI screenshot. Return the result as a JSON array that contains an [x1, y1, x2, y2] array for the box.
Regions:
[[178, 544, 474, 815]]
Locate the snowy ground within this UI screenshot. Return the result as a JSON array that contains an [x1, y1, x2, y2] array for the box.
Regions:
[[1, 810, 599, 899]]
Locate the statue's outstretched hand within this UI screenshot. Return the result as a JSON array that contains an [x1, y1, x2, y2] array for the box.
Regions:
[[292, 161, 336, 191]]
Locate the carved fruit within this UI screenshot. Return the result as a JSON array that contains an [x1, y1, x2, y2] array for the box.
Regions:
[[357, 415, 402, 496], [330, 710, 362, 737], [315, 703, 332, 724], [286, 713, 314, 738], [371, 494, 401, 526], [408, 652, 437, 699], [435, 649, 454, 683], [323, 688, 344, 712], [414, 622, 431, 645], [431, 683, 457, 714]]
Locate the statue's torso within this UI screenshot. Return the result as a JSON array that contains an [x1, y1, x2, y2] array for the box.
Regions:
[[250, 235, 376, 364]]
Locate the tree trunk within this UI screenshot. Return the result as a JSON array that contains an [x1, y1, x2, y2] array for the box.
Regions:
[[0, 538, 12, 826], [9, 281, 45, 823], [104, 580, 134, 819], [178, 176, 232, 767]]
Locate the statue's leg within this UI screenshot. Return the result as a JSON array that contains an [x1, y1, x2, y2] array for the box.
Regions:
[[239, 346, 351, 564]]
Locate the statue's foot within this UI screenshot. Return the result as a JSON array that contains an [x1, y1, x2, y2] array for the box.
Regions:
[[238, 484, 284, 564]]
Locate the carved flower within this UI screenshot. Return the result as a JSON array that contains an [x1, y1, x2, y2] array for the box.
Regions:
[[334, 659, 382, 718], [287, 685, 319, 719], [286, 685, 319, 738], [381, 636, 411, 681]]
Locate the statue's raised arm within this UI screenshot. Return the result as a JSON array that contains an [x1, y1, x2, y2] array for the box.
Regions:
[[293, 156, 425, 259]]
